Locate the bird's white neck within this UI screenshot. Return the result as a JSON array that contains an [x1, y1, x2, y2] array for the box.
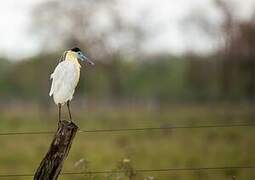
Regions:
[[65, 51, 81, 68]]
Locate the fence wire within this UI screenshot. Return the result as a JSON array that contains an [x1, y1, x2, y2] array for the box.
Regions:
[[0, 166, 255, 178], [0, 123, 254, 136], [0, 122, 254, 178]]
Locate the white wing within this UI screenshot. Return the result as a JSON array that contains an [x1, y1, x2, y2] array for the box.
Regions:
[[49, 61, 66, 96], [49, 61, 79, 102]]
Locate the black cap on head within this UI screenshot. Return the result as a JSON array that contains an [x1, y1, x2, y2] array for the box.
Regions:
[[70, 47, 81, 52]]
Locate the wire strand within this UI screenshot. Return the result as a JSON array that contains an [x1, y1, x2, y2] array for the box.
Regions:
[[0, 123, 254, 136], [0, 166, 254, 178]]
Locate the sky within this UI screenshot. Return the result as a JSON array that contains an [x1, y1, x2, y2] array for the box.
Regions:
[[0, 0, 43, 59], [0, 0, 254, 60]]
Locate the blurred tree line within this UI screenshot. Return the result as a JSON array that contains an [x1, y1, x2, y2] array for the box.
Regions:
[[1, 0, 255, 105]]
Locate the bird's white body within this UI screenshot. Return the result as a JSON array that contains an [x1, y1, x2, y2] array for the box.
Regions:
[[49, 55, 81, 105]]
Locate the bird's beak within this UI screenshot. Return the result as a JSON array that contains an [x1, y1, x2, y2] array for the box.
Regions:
[[78, 52, 95, 66]]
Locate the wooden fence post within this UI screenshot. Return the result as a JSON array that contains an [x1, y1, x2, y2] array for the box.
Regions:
[[34, 120, 78, 180]]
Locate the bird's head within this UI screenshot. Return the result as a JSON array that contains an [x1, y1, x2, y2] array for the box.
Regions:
[[65, 47, 95, 65]]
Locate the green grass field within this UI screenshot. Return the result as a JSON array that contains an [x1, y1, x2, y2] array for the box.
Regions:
[[0, 103, 254, 180]]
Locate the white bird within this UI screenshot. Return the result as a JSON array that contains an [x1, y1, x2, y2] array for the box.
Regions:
[[49, 47, 94, 122]]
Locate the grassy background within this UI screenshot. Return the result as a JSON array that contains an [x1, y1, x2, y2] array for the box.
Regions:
[[0, 103, 254, 180]]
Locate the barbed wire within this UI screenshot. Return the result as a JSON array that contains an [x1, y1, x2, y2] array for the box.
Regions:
[[0, 166, 254, 178], [0, 123, 254, 136], [0, 124, 254, 178]]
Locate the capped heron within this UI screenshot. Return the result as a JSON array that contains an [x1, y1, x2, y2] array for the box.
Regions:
[[49, 47, 94, 122]]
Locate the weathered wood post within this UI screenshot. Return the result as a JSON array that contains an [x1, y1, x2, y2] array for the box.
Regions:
[[34, 120, 78, 180]]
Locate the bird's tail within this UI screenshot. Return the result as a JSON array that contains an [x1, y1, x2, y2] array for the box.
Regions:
[[49, 74, 54, 96], [49, 87, 54, 96], [49, 90, 53, 96]]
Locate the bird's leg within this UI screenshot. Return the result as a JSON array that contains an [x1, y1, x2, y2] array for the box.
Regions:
[[58, 103, 62, 123], [67, 100, 73, 121]]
